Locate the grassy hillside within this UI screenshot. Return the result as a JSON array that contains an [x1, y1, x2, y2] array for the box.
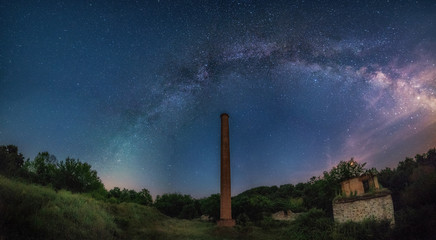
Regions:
[[3, 146, 436, 239], [0, 175, 186, 239], [0, 175, 291, 240]]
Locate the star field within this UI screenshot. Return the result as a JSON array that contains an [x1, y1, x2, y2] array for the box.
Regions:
[[1, 0, 435, 197]]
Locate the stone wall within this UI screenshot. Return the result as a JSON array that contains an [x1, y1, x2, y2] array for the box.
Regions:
[[271, 210, 301, 221], [333, 194, 395, 225]]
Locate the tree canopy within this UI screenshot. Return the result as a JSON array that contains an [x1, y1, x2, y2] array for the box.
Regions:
[[2, 143, 436, 240], [323, 158, 367, 183], [0, 145, 25, 177], [1, 144, 154, 207]]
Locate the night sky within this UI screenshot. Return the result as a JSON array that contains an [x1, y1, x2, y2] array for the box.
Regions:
[[1, 0, 435, 198]]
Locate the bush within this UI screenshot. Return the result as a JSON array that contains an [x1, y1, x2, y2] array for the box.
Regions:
[[107, 187, 152, 206], [154, 193, 198, 219], [287, 208, 333, 240], [0, 175, 117, 239], [232, 195, 273, 222], [0, 145, 25, 177], [289, 197, 306, 212], [393, 205, 436, 240], [199, 194, 220, 220], [236, 213, 251, 226], [179, 203, 199, 219], [332, 218, 391, 240], [259, 216, 290, 230]]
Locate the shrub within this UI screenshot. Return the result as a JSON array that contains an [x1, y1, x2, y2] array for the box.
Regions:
[[287, 208, 333, 240], [332, 218, 391, 240], [236, 213, 251, 226], [0, 145, 25, 177], [154, 193, 197, 219], [0, 175, 117, 239], [232, 195, 273, 222], [259, 216, 290, 230], [289, 197, 306, 212], [393, 205, 436, 240], [199, 194, 220, 220], [179, 203, 199, 219]]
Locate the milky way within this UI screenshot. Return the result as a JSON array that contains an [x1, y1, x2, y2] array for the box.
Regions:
[[1, 1, 435, 197]]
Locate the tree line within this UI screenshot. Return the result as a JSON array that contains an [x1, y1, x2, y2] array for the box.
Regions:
[[1, 144, 436, 239], [0, 145, 152, 206], [152, 148, 436, 239], [151, 157, 372, 223]]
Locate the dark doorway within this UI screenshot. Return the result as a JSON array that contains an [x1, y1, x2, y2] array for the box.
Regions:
[[363, 180, 370, 193]]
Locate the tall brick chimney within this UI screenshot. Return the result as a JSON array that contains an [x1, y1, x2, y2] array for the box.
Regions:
[[218, 113, 236, 227]]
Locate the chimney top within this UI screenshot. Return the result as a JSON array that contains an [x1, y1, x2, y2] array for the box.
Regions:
[[220, 113, 229, 118]]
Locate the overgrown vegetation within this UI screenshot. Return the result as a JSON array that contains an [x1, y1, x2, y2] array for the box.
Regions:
[[0, 176, 395, 240], [0, 145, 153, 207], [154, 193, 200, 219], [1, 144, 436, 239], [0, 175, 118, 239], [378, 148, 436, 240], [0, 175, 235, 240]]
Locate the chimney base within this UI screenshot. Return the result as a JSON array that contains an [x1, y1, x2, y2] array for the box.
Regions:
[[217, 219, 236, 227]]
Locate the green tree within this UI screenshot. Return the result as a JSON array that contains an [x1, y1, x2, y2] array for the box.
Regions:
[[119, 188, 134, 202], [109, 187, 122, 199], [154, 193, 196, 219], [302, 178, 335, 216], [275, 184, 295, 198], [232, 194, 273, 222], [377, 148, 436, 239], [137, 188, 153, 206], [378, 157, 418, 210], [179, 203, 199, 219], [57, 157, 104, 193], [106, 187, 152, 205], [287, 208, 333, 240], [199, 194, 220, 220], [32, 152, 58, 185], [288, 197, 305, 212], [402, 166, 436, 207], [326, 158, 367, 183], [0, 145, 25, 177]]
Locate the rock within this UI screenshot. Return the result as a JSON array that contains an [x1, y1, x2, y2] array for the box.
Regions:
[[272, 210, 300, 221], [200, 214, 212, 221]]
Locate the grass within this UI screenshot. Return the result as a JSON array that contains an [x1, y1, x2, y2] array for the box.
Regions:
[[333, 188, 392, 203], [0, 175, 292, 240], [0, 175, 118, 239], [1, 175, 394, 240]]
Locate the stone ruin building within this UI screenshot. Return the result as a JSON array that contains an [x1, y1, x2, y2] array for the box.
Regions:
[[333, 173, 395, 226]]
